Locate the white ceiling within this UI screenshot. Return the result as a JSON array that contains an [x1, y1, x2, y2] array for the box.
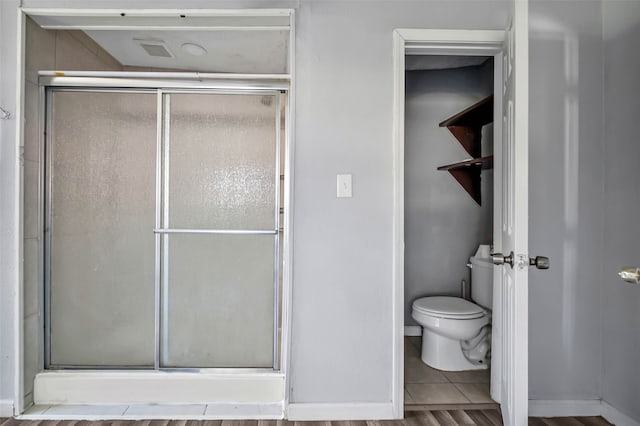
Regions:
[[85, 30, 289, 73]]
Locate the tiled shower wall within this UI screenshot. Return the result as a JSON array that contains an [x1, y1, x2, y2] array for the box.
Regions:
[[23, 17, 123, 407]]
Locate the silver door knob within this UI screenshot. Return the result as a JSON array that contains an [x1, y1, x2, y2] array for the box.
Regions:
[[530, 256, 550, 269], [619, 267, 640, 284], [492, 252, 550, 270], [492, 252, 514, 267]]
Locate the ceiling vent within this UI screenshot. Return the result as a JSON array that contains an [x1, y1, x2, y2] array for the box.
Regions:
[[136, 39, 173, 58]]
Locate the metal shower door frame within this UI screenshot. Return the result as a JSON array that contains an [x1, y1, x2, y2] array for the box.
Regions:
[[43, 79, 285, 372]]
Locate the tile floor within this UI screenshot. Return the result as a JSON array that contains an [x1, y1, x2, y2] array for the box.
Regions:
[[404, 336, 495, 407], [20, 403, 283, 420]]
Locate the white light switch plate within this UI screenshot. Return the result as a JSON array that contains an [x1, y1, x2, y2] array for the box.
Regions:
[[337, 174, 352, 198]]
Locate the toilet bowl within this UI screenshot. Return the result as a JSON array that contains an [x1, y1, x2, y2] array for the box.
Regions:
[[411, 245, 494, 371], [412, 296, 490, 371]]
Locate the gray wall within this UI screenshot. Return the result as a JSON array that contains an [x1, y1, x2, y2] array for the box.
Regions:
[[290, 1, 508, 403], [602, 1, 640, 421], [404, 63, 494, 326], [2, 0, 510, 409], [528, 0, 605, 401], [0, 0, 20, 413], [2, 0, 632, 415]]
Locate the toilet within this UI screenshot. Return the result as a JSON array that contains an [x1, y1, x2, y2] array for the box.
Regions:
[[411, 245, 493, 371]]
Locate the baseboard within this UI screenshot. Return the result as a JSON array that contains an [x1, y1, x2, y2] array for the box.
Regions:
[[287, 402, 395, 420], [404, 326, 422, 336], [0, 399, 14, 417], [529, 399, 640, 425], [601, 401, 640, 426], [528, 399, 602, 417]]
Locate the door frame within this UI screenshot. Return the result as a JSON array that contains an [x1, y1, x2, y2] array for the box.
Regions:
[[12, 7, 296, 416], [391, 29, 505, 418]]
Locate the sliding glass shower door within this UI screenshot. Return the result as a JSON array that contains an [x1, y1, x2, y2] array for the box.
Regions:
[[160, 93, 279, 368], [48, 91, 157, 367], [46, 88, 281, 370]]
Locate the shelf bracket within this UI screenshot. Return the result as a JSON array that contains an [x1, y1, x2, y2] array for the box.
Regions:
[[445, 125, 482, 157], [447, 166, 482, 205]]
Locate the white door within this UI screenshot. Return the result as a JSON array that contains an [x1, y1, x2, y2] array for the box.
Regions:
[[493, 1, 531, 425]]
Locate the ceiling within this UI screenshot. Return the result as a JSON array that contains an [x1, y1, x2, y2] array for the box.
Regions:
[[85, 29, 289, 73], [29, 12, 291, 74]]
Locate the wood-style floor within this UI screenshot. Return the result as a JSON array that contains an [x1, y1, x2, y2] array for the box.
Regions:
[[0, 411, 614, 426]]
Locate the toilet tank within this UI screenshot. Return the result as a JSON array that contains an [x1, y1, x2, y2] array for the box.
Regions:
[[470, 254, 493, 310]]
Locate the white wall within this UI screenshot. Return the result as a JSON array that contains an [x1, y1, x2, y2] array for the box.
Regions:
[[602, 1, 640, 421], [404, 63, 493, 326], [528, 0, 605, 402]]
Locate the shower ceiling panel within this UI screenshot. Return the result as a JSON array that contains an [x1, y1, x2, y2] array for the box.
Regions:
[[84, 29, 289, 73]]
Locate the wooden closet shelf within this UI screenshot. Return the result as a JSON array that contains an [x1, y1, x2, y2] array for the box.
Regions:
[[439, 95, 494, 128], [437, 155, 494, 171], [436, 94, 494, 205]]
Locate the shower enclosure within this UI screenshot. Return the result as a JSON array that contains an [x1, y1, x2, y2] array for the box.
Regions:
[[44, 82, 285, 370]]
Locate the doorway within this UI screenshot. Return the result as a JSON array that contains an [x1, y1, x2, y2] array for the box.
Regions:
[[45, 87, 285, 370], [391, 29, 510, 419], [403, 55, 496, 408]]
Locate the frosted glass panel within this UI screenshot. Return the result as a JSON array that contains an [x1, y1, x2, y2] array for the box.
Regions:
[[49, 91, 156, 366], [168, 93, 277, 230], [162, 234, 275, 368]]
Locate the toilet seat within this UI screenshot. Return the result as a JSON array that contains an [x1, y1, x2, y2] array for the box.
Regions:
[[413, 296, 486, 319]]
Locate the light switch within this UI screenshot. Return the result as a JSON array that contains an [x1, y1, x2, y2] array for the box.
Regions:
[[337, 174, 352, 198]]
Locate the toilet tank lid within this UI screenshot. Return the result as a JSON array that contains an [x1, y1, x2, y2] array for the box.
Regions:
[[413, 296, 485, 317]]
